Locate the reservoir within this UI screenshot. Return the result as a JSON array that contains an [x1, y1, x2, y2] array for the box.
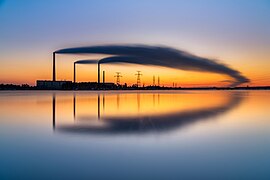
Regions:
[[1, 90, 270, 179]]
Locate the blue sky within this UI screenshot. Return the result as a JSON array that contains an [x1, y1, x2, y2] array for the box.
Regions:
[[1, 0, 269, 50]]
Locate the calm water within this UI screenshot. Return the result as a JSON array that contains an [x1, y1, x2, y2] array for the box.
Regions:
[[0, 90, 270, 180]]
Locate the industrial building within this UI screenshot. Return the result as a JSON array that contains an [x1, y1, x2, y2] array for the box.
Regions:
[[36, 80, 72, 90]]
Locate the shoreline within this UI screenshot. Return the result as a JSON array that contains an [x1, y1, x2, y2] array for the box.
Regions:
[[1, 86, 270, 91]]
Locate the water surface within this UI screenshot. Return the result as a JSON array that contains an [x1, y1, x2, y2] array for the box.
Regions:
[[1, 90, 270, 179]]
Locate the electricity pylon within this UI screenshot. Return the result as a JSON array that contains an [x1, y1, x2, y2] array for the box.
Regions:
[[135, 71, 142, 87], [114, 72, 122, 85]]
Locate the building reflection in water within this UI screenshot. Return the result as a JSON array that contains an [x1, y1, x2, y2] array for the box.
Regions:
[[52, 91, 245, 135]]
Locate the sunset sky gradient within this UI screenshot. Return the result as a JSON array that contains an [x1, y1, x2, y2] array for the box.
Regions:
[[0, 0, 269, 86]]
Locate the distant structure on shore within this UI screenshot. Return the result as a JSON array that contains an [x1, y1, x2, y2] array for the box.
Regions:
[[36, 80, 72, 90], [135, 71, 142, 87], [114, 72, 122, 85], [1, 83, 269, 91], [31, 48, 264, 90], [33, 44, 252, 90]]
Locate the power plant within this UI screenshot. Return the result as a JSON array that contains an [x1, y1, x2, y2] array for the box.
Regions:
[[38, 56, 117, 89], [37, 48, 185, 90], [71, 60, 114, 90], [38, 52, 168, 90]]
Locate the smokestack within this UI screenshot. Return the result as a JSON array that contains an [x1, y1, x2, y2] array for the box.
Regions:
[[73, 62, 76, 83], [103, 71, 105, 84], [52, 52, 56, 81], [98, 62, 100, 87]]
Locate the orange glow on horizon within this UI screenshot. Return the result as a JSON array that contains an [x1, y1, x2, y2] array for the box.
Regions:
[[0, 52, 269, 87], [2, 90, 270, 127]]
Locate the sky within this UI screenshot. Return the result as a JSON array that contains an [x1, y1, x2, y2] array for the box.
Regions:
[[0, 0, 270, 86]]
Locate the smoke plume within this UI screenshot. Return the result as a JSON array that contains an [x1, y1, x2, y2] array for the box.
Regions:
[[74, 60, 99, 64], [55, 44, 249, 86]]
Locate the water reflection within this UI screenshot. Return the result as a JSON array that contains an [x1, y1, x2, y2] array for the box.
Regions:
[[52, 93, 56, 130], [3, 91, 270, 180], [53, 91, 245, 134]]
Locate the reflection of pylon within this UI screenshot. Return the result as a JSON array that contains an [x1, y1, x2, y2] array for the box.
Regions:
[[135, 71, 142, 87], [114, 72, 122, 85]]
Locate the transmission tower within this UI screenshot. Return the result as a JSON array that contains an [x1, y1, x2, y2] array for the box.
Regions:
[[135, 71, 143, 87], [153, 75, 155, 86], [114, 72, 122, 85], [158, 76, 160, 86]]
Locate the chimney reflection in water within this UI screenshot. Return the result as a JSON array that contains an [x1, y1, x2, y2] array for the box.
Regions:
[[52, 92, 244, 134]]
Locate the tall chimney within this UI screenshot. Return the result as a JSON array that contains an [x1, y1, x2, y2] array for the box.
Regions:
[[52, 52, 56, 81], [98, 63, 100, 86], [103, 71, 105, 84], [73, 62, 76, 83]]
